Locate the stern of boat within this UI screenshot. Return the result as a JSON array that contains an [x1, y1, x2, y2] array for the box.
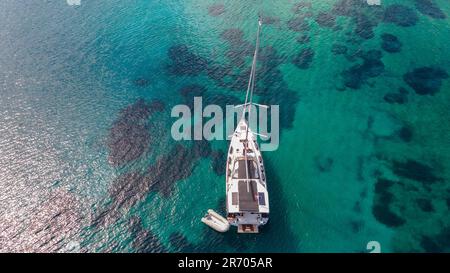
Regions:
[[238, 224, 259, 233]]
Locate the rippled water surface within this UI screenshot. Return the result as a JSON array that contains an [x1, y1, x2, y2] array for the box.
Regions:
[[0, 0, 449, 252]]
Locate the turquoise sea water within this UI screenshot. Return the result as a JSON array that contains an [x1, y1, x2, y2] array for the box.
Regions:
[[0, 0, 449, 252]]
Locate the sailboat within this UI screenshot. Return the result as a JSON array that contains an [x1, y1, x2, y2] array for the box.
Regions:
[[225, 18, 269, 233]]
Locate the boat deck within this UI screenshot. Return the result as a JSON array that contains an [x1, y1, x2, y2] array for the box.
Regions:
[[238, 180, 259, 212]]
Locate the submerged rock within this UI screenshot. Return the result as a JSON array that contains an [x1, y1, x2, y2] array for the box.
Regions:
[[341, 65, 364, 89], [372, 178, 406, 227], [98, 140, 215, 228], [214, 68, 251, 91], [109, 172, 148, 211], [354, 13, 376, 39], [398, 126, 413, 142], [166, 45, 208, 76], [341, 50, 384, 89], [180, 84, 206, 98], [287, 16, 310, 32], [169, 232, 198, 253], [421, 236, 443, 252], [207, 4, 225, 17], [292, 1, 312, 13], [129, 216, 167, 253], [226, 43, 254, 66], [315, 12, 336, 28], [420, 228, 450, 252], [381, 33, 402, 53], [259, 46, 286, 69], [359, 49, 383, 61], [292, 48, 314, 69], [144, 144, 200, 197], [332, 0, 366, 17], [206, 64, 233, 82], [331, 44, 347, 55], [414, 0, 446, 19], [259, 85, 299, 129], [383, 5, 419, 27], [221, 28, 244, 44], [403, 67, 449, 95], [331, 0, 384, 39], [192, 139, 212, 158], [220, 28, 254, 67], [211, 149, 226, 175], [416, 198, 434, 212], [107, 99, 164, 166], [179, 84, 207, 108], [392, 159, 440, 184]]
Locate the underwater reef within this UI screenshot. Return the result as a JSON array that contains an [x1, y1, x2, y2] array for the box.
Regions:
[[414, 0, 446, 19], [207, 4, 225, 17], [381, 33, 402, 53], [88, 0, 449, 253], [403, 67, 449, 95], [297, 35, 310, 44], [315, 12, 336, 28], [107, 99, 164, 166], [398, 125, 413, 143], [341, 50, 385, 89], [372, 178, 405, 228], [292, 48, 314, 69], [383, 5, 419, 27], [373, 157, 450, 252], [384, 87, 409, 105], [129, 216, 167, 253], [287, 16, 311, 32], [292, 1, 312, 14], [166, 45, 208, 76]]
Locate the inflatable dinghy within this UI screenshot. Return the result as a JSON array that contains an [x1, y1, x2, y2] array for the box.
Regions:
[[201, 209, 230, 232]]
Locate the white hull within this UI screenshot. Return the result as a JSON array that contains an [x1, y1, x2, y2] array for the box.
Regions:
[[225, 119, 269, 233]]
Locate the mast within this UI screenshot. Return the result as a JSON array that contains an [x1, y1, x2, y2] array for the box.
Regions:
[[242, 18, 262, 194], [242, 17, 262, 122]]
